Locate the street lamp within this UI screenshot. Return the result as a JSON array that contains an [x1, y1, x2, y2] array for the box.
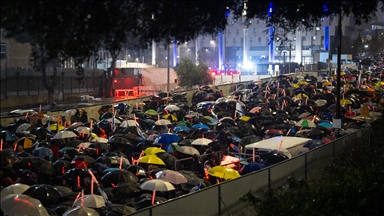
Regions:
[[211, 40, 216, 69]]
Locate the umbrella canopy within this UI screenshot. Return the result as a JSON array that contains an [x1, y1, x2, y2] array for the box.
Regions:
[[1, 194, 50, 216], [164, 105, 180, 112], [155, 119, 172, 125], [1, 130, 18, 142], [176, 146, 200, 156], [208, 166, 241, 180], [314, 99, 327, 107], [52, 131, 77, 139], [144, 147, 166, 155], [73, 194, 105, 208], [240, 135, 262, 147], [62, 109, 77, 117], [1, 183, 30, 198], [240, 162, 266, 175], [163, 114, 178, 122], [155, 133, 181, 145], [63, 206, 100, 216], [91, 137, 109, 144], [303, 139, 325, 150], [13, 137, 35, 149], [145, 109, 158, 115], [15, 123, 32, 134], [75, 126, 91, 134], [138, 155, 165, 165], [295, 119, 316, 128], [140, 179, 175, 191], [120, 120, 139, 128], [319, 121, 333, 129], [261, 150, 290, 167], [1, 150, 17, 167], [191, 123, 210, 129], [174, 125, 190, 133], [101, 169, 139, 187], [111, 181, 142, 198], [23, 184, 62, 201], [18, 156, 55, 175], [155, 170, 188, 184], [191, 138, 213, 146]]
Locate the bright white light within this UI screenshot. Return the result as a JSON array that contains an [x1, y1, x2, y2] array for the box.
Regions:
[[243, 62, 254, 69], [316, 27, 320, 30], [237, 63, 242, 67]]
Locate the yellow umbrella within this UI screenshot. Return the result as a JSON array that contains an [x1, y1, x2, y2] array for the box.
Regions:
[[138, 155, 165, 165], [144, 147, 165, 155], [340, 99, 352, 105], [296, 93, 309, 99], [162, 114, 178, 122], [208, 166, 240, 180], [13, 137, 34, 149], [322, 81, 332, 86], [50, 123, 65, 131], [239, 116, 250, 122], [297, 81, 308, 85], [90, 133, 98, 139], [291, 84, 299, 89], [341, 71, 346, 76]]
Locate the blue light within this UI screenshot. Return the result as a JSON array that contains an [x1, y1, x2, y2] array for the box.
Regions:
[[268, 2, 273, 15], [323, 4, 328, 12], [324, 26, 329, 51]]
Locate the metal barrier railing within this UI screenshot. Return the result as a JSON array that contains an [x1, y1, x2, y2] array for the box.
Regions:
[[130, 126, 371, 216]]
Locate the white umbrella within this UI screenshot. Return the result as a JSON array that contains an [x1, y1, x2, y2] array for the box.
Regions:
[[315, 99, 327, 107], [119, 120, 139, 128], [176, 146, 200, 156], [298, 112, 312, 119], [73, 194, 105, 208], [42, 115, 58, 122], [62, 109, 77, 117], [78, 142, 92, 149], [140, 179, 175, 191], [164, 105, 180, 112], [106, 118, 122, 124], [15, 123, 32, 134], [1, 194, 50, 216], [63, 206, 100, 216], [69, 122, 83, 129], [191, 138, 213, 146], [155, 170, 188, 184], [91, 138, 109, 144], [52, 131, 78, 139], [75, 126, 91, 134], [155, 119, 172, 125], [1, 183, 30, 198]]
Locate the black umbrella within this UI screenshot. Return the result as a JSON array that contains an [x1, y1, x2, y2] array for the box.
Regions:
[[126, 165, 147, 179], [0, 150, 17, 167], [240, 162, 266, 175], [101, 169, 139, 188], [23, 184, 62, 201], [155, 152, 180, 170], [135, 193, 168, 210], [303, 140, 325, 150], [106, 204, 136, 216], [53, 158, 72, 175], [72, 155, 96, 164], [111, 181, 142, 199], [261, 150, 289, 167], [66, 139, 83, 148], [17, 156, 55, 175], [306, 128, 325, 138], [108, 136, 131, 145]]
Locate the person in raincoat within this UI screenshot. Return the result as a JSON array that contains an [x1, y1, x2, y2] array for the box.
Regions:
[[70, 109, 81, 123]]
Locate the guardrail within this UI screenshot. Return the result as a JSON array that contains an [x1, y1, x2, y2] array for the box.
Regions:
[[130, 126, 371, 216]]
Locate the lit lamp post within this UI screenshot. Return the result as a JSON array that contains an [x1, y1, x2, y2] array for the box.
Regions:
[[364, 44, 369, 56]]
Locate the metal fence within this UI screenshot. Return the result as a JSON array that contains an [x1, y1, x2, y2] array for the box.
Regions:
[[0, 67, 104, 99], [131, 126, 371, 216]]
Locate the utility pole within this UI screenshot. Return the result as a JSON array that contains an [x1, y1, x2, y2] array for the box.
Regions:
[[288, 43, 292, 73]]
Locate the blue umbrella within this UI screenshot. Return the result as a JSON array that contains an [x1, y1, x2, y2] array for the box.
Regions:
[[191, 124, 209, 130], [240, 162, 266, 175], [32, 147, 53, 161], [318, 121, 333, 129], [303, 140, 325, 150], [103, 167, 120, 174], [174, 126, 190, 133], [155, 133, 181, 145]]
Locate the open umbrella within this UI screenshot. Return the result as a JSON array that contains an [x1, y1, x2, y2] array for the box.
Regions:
[[176, 146, 200, 156], [145, 109, 158, 116], [261, 150, 290, 167], [155, 170, 188, 184], [119, 120, 139, 128], [191, 138, 213, 146], [208, 166, 240, 180], [140, 179, 175, 204], [295, 119, 316, 128], [73, 194, 105, 208], [144, 147, 165, 155], [13, 137, 35, 150], [1, 150, 17, 167], [15, 123, 32, 134], [155, 133, 181, 145], [111, 181, 142, 198], [23, 184, 62, 201], [75, 126, 91, 135], [164, 105, 180, 112], [240, 162, 266, 175], [52, 131, 77, 139], [1, 194, 50, 216], [138, 155, 165, 166], [303, 140, 325, 150], [191, 123, 210, 130], [1, 183, 30, 198], [101, 169, 139, 188], [63, 206, 100, 216], [155, 119, 172, 125]]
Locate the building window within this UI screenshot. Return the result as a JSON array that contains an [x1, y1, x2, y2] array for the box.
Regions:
[[233, 38, 236, 44], [1, 43, 6, 59], [258, 37, 261, 42], [236, 29, 239, 35], [250, 37, 253, 43], [302, 36, 306, 41], [253, 28, 256, 33], [257, 20, 260, 24]]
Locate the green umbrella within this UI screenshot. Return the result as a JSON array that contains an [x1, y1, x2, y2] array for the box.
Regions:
[[295, 119, 316, 128], [145, 109, 158, 116]]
